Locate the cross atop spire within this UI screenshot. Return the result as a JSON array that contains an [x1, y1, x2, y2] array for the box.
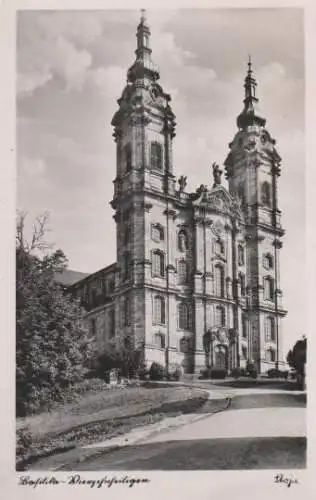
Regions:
[[247, 54, 252, 73], [236, 57, 266, 129], [140, 8, 147, 23]]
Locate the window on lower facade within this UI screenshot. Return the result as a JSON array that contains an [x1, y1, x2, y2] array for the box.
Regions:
[[215, 306, 225, 327], [178, 302, 192, 330], [152, 250, 165, 278], [214, 265, 225, 297], [153, 296, 165, 324], [123, 296, 131, 326], [123, 224, 131, 245], [242, 345, 247, 360], [242, 315, 247, 338], [265, 316, 275, 342], [154, 333, 165, 349], [122, 252, 131, 280], [239, 272, 246, 296], [109, 309, 115, 338], [124, 143, 132, 172], [90, 318, 96, 337], [177, 260, 188, 284]]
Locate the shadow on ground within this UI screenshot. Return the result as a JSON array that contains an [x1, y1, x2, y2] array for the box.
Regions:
[[67, 436, 306, 471]]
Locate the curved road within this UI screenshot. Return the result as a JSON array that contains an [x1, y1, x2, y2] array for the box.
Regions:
[[74, 391, 306, 470]]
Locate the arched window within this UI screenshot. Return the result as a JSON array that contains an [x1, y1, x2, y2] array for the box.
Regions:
[[122, 251, 131, 280], [242, 345, 247, 360], [238, 244, 245, 266], [239, 272, 246, 296], [108, 279, 115, 293], [263, 253, 273, 270], [178, 230, 188, 251], [215, 305, 226, 327], [178, 302, 192, 330], [124, 143, 132, 172], [237, 183, 245, 205], [242, 315, 247, 338], [266, 347, 276, 362], [152, 250, 165, 277], [265, 316, 275, 342], [123, 224, 131, 245], [154, 333, 165, 349], [264, 276, 274, 300], [150, 141, 163, 170], [90, 318, 97, 337], [214, 265, 225, 297], [151, 223, 164, 242], [177, 260, 188, 284], [109, 309, 115, 338], [215, 239, 224, 255], [123, 296, 131, 326], [261, 181, 271, 207], [153, 296, 165, 324]]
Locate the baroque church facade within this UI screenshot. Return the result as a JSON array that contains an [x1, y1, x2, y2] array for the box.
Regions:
[[69, 13, 287, 374]]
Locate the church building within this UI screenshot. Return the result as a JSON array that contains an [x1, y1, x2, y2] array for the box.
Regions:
[[69, 13, 287, 374]]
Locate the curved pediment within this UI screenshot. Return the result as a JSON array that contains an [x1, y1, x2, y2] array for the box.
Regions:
[[191, 184, 243, 220]]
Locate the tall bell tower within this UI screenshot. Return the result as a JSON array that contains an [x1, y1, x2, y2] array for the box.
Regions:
[[224, 58, 287, 372], [110, 11, 176, 348]]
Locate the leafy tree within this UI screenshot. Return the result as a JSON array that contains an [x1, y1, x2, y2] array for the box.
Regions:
[[94, 336, 145, 380], [16, 212, 96, 416], [287, 336, 307, 386]]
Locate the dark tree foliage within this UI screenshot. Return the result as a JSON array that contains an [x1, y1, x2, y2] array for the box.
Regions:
[[287, 337, 307, 377], [93, 337, 145, 380], [16, 213, 96, 416]]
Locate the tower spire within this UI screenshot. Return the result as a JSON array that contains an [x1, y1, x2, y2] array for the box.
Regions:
[[127, 9, 159, 83], [237, 57, 266, 129]]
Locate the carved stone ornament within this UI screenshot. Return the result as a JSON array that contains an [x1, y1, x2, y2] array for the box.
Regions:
[[217, 328, 228, 344], [212, 220, 224, 236]]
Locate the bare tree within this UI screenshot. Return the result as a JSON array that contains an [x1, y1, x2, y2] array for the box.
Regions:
[[16, 210, 52, 254]]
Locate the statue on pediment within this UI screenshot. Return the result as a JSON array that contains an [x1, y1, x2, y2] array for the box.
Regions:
[[178, 175, 187, 192], [212, 162, 223, 187], [196, 184, 207, 196]]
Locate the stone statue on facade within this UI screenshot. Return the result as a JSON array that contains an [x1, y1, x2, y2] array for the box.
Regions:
[[212, 162, 223, 187], [178, 175, 187, 193]]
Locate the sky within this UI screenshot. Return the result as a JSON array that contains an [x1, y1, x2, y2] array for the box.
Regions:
[[16, 8, 304, 353]]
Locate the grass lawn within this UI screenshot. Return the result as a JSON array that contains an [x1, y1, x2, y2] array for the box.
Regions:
[[16, 382, 209, 470]]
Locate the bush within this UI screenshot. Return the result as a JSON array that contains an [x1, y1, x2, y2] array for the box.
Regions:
[[246, 362, 257, 379], [210, 368, 227, 379], [267, 369, 288, 379], [199, 368, 211, 379], [149, 362, 165, 381], [168, 365, 184, 381], [230, 368, 247, 378]]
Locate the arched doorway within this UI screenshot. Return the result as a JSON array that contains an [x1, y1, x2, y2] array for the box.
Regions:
[[214, 345, 228, 370]]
